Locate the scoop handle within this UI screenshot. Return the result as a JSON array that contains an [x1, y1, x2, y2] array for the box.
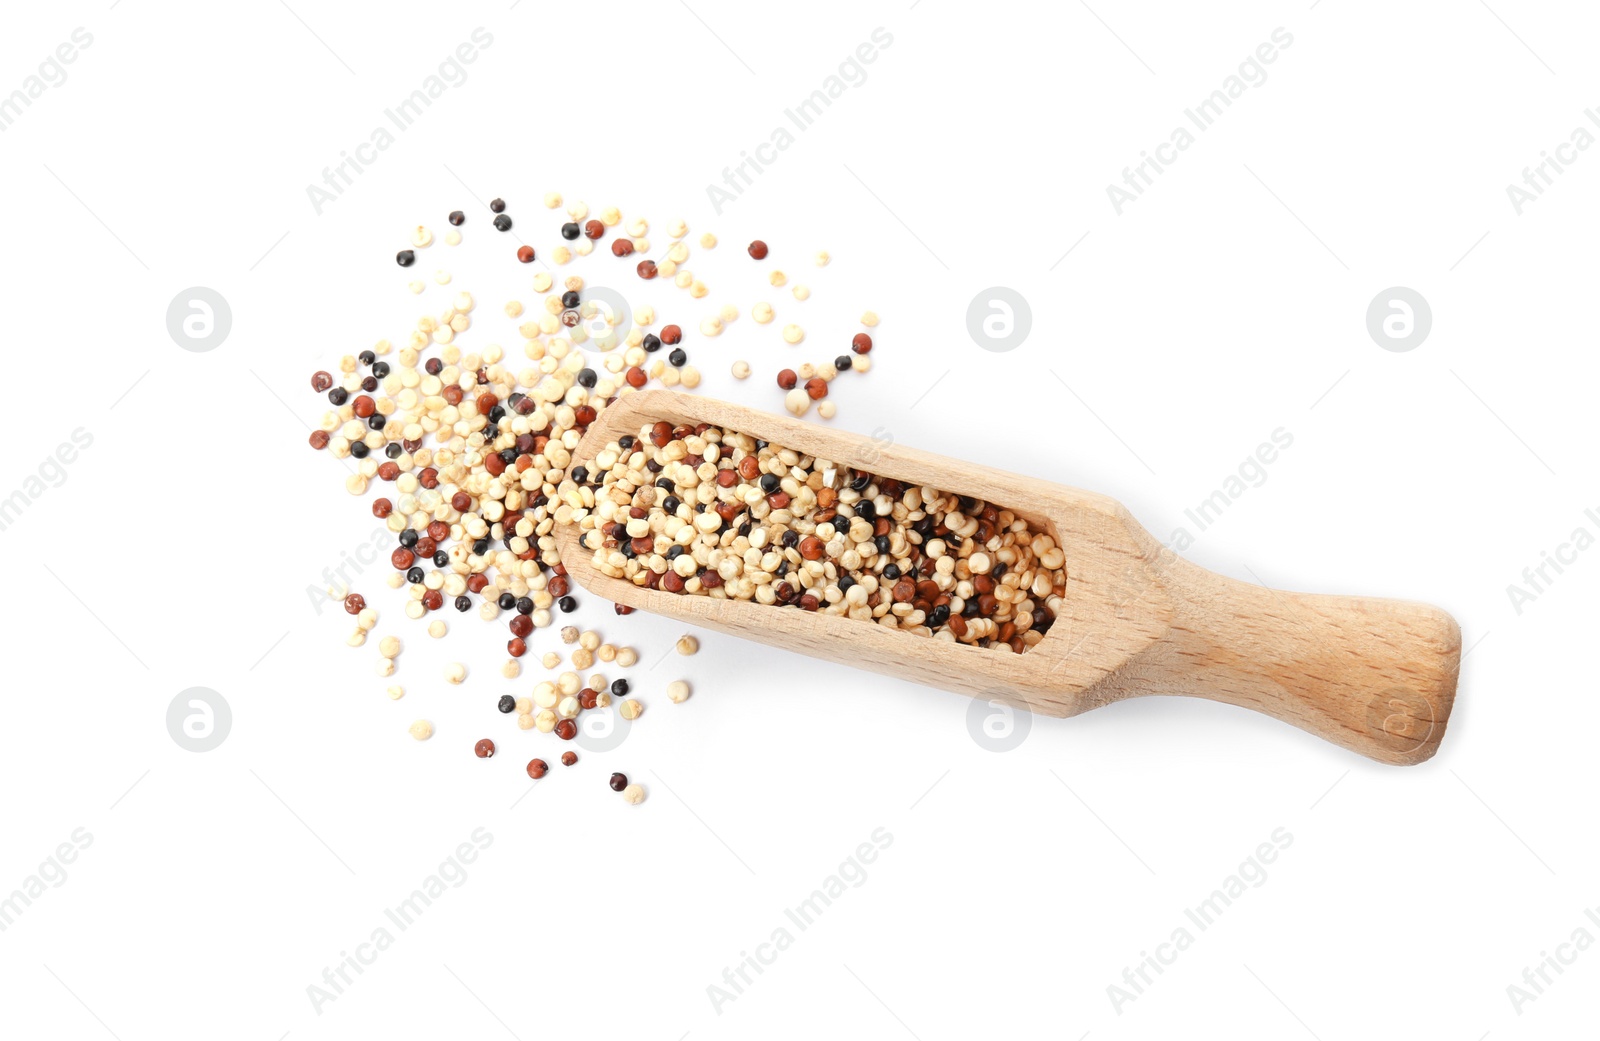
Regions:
[[1124, 558, 1461, 765]]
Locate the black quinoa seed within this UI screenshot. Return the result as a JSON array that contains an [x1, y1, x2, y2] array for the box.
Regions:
[[449, 210, 466, 225], [489, 198, 506, 213], [498, 695, 516, 713], [561, 222, 580, 240], [493, 214, 513, 232], [396, 250, 415, 267]]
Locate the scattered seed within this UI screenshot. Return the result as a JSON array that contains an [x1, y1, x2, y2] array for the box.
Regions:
[[527, 758, 548, 779], [609, 772, 629, 791], [409, 720, 433, 741]]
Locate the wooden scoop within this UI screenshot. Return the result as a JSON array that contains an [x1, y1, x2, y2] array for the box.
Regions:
[[554, 390, 1461, 765]]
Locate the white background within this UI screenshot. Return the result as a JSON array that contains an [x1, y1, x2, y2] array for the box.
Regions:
[[1, 1, 1594, 1038]]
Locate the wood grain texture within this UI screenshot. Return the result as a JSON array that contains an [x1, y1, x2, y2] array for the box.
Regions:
[[554, 390, 1460, 765]]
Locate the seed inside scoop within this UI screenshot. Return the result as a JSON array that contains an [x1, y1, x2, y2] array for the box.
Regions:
[[576, 423, 1069, 652]]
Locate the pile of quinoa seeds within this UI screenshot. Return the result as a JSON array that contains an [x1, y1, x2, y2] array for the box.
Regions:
[[577, 426, 1069, 650], [308, 193, 1052, 799]]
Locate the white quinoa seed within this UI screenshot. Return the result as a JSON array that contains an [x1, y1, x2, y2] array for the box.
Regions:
[[619, 698, 643, 720], [667, 680, 691, 703], [409, 720, 433, 741], [782, 323, 804, 344], [622, 783, 646, 805], [699, 232, 717, 248], [732, 360, 751, 379], [861, 310, 879, 326], [817, 400, 838, 420], [752, 302, 774, 324], [387, 685, 405, 700], [676, 635, 699, 656], [378, 635, 402, 658], [444, 662, 467, 684], [792, 285, 810, 301], [815, 250, 830, 266]]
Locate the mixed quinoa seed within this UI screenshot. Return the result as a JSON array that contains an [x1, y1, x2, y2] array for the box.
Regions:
[[576, 425, 1069, 649], [309, 193, 989, 798]]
